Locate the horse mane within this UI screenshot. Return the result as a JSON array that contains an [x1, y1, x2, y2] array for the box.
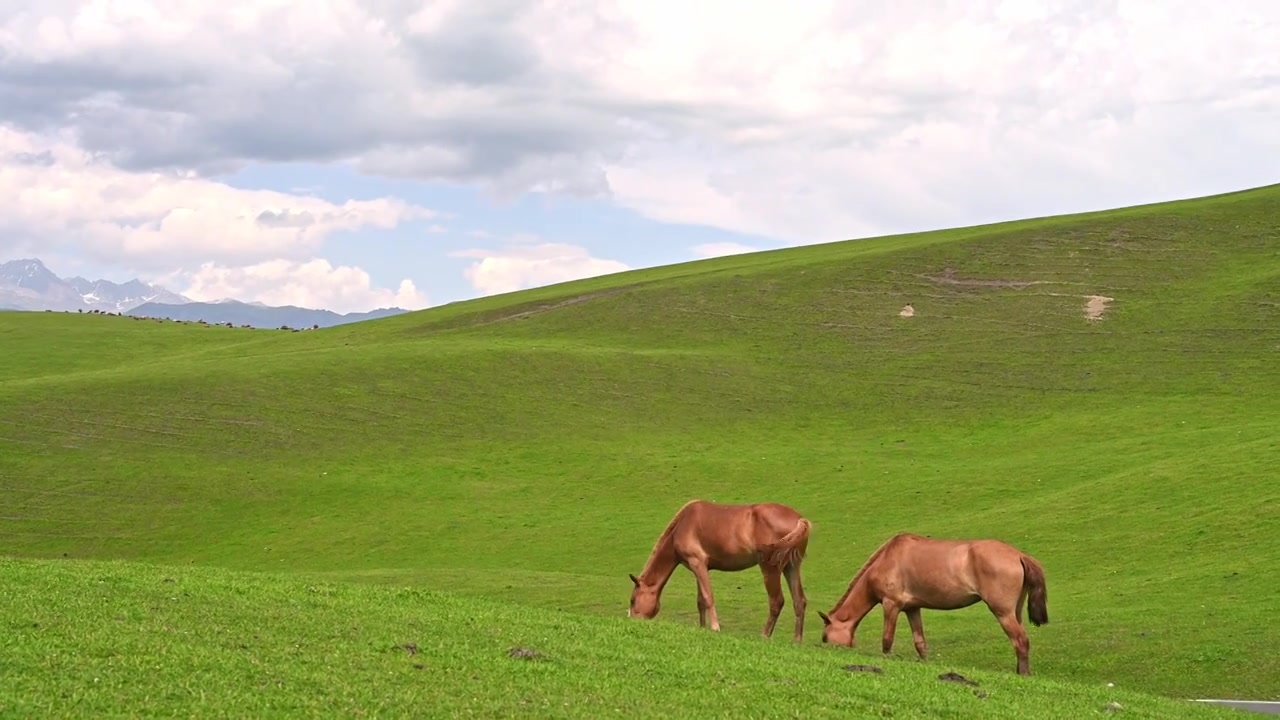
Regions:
[[831, 532, 909, 609], [639, 499, 701, 576]]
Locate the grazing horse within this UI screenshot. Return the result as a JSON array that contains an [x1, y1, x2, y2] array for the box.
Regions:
[[627, 499, 813, 642], [817, 532, 1049, 675]]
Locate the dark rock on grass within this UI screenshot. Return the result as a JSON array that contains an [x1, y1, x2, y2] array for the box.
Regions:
[[508, 646, 545, 660], [938, 671, 979, 686], [843, 664, 884, 674]]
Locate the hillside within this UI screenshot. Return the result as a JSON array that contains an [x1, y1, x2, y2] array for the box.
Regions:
[[126, 299, 408, 329], [0, 556, 1238, 719], [1, 183, 1278, 705]]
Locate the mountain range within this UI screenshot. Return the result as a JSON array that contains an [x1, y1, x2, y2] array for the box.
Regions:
[[1, 258, 409, 329], [1, 257, 189, 313], [126, 299, 408, 329]]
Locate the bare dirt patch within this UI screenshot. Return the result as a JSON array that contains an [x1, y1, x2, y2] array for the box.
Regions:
[[457, 287, 638, 331], [898, 303, 915, 318], [1085, 295, 1114, 321], [923, 268, 1044, 289], [411, 284, 642, 333], [843, 664, 884, 674]]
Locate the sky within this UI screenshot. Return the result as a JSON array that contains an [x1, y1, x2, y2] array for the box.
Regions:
[[1, 1, 1278, 314]]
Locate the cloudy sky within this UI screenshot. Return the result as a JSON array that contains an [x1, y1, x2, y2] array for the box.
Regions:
[[2, 1, 1277, 313]]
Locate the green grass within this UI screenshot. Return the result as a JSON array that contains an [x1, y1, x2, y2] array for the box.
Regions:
[[0, 556, 1242, 719], [2, 182, 1279, 710]]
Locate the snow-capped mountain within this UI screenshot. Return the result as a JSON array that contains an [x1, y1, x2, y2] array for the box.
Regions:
[[65, 276, 191, 311], [0, 258, 193, 313]]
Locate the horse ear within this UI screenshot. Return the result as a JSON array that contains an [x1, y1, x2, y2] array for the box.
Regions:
[[817, 611, 831, 625], [629, 573, 640, 586]]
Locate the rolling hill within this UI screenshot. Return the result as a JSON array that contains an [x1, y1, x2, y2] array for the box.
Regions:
[[1, 183, 1277, 710]]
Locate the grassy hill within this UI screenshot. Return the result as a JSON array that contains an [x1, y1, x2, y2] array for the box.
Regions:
[[2, 183, 1278, 708], [0, 556, 1240, 719]]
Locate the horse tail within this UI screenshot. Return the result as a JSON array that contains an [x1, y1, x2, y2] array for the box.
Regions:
[[1020, 554, 1049, 626], [762, 517, 812, 570]]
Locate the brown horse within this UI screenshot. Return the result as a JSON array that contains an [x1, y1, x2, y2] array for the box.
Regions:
[[817, 532, 1049, 675], [628, 499, 813, 642]]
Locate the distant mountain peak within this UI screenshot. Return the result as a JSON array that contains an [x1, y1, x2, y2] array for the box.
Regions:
[[1, 257, 55, 279], [1, 257, 48, 269]]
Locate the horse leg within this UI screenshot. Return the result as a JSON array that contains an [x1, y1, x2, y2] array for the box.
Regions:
[[991, 605, 1031, 675], [687, 558, 721, 631], [782, 562, 807, 643], [905, 608, 928, 661], [759, 566, 785, 638], [697, 585, 709, 628], [881, 601, 902, 655]]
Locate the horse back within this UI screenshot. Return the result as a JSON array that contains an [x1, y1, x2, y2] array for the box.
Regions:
[[680, 501, 805, 569], [876, 536, 981, 605]]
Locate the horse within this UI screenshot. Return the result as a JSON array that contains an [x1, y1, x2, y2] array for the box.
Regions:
[[817, 532, 1049, 675], [627, 499, 813, 642]]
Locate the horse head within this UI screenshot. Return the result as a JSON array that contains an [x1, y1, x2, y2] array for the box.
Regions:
[[817, 610, 856, 647], [628, 573, 661, 619]]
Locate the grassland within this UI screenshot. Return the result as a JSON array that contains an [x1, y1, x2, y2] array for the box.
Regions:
[[0, 556, 1243, 719], [2, 183, 1279, 712]]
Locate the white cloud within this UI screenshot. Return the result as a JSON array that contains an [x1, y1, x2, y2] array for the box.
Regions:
[[587, 1, 1280, 242], [451, 239, 630, 296], [691, 242, 763, 259], [0, 127, 434, 270], [168, 258, 429, 314], [0, 0, 1277, 253]]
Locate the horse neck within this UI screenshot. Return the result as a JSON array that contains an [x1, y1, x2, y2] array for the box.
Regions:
[[832, 570, 876, 621], [638, 531, 679, 589], [638, 502, 698, 589], [831, 538, 898, 622]]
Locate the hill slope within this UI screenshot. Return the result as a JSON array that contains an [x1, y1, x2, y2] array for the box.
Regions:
[[0, 556, 1241, 719], [1, 183, 1278, 702]]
